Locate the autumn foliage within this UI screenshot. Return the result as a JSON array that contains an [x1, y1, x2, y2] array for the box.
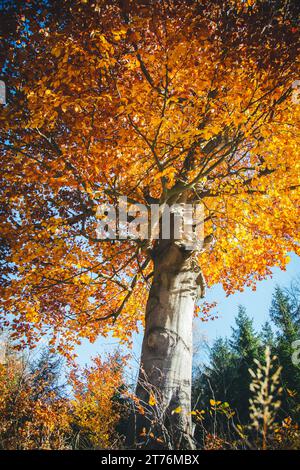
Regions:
[[0, 0, 299, 449], [70, 353, 126, 448], [0, 346, 70, 449], [0, 340, 126, 449], [0, 0, 299, 356]]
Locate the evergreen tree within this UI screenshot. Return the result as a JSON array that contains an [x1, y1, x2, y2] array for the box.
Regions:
[[286, 277, 300, 326], [270, 287, 300, 419], [192, 282, 300, 446], [229, 306, 263, 422], [260, 321, 275, 348], [193, 338, 237, 407], [270, 287, 296, 336], [29, 350, 66, 400], [206, 338, 237, 403], [192, 337, 238, 444]]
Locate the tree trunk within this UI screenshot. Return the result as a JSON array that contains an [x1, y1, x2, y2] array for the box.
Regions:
[[135, 242, 204, 449]]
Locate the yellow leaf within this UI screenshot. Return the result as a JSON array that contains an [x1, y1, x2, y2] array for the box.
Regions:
[[171, 406, 182, 414], [148, 394, 156, 406], [51, 47, 62, 58], [210, 399, 221, 406]]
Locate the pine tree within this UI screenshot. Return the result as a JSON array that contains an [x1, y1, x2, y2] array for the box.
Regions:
[[260, 321, 275, 348], [205, 338, 237, 403], [191, 337, 237, 444], [270, 287, 300, 419], [228, 306, 262, 422], [270, 287, 297, 337], [286, 277, 300, 326]]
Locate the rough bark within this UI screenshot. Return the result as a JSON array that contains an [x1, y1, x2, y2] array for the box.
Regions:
[[135, 241, 204, 449]]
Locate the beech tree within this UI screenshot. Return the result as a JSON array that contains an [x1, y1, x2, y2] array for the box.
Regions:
[[70, 353, 126, 449], [0, 0, 299, 448]]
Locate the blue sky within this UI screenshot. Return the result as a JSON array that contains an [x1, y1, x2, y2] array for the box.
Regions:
[[75, 253, 300, 382]]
